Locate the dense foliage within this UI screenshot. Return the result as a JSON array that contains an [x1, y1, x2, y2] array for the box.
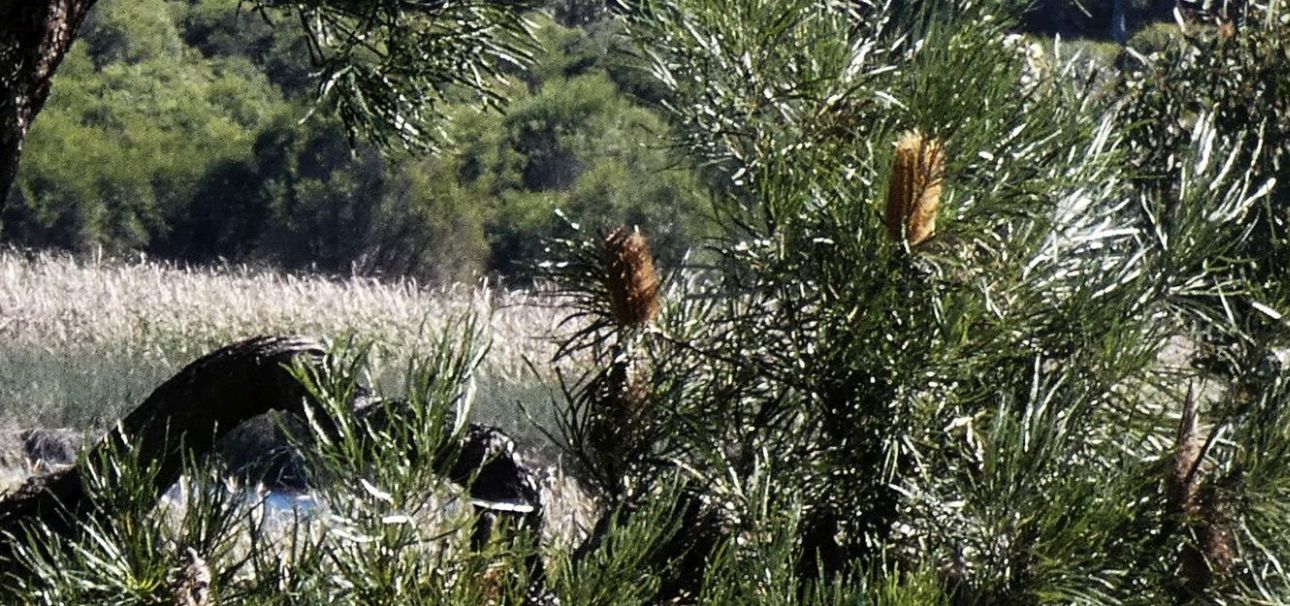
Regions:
[[539, 0, 1290, 603], [3, 0, 708, 282]]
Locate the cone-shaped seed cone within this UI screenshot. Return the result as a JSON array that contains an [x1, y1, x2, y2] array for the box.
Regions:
[[885, 130, 946, 247], [618, 366, 651, 452], [589, 360, 651, 463], [603, 227, 661, 327]]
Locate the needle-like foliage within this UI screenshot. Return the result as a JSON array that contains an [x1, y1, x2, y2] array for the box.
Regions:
[[6, 2, 1290, 604], [537, 0, 1290, 603], [251, 0, 538, 153]]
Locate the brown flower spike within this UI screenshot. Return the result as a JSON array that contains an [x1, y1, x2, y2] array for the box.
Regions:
[[885, 130, 946, 247], [603, 227, 661, 327]]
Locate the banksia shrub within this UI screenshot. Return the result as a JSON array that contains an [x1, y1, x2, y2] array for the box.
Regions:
[[885, 130, 946, 246], [543, 226, 665, 498], [602, 227, 662, 327]]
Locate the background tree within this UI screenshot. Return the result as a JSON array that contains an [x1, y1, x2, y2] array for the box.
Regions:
[[4, 4, 710, 282], [0, 0, 535, 236], [0, 0, 96, 239]]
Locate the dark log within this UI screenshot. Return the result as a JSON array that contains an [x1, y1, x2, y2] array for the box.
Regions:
[[355, 402, 548, 598], [0, 335, 548, 598], [449, 424, 548, 602], [0, 336, 326, 564]]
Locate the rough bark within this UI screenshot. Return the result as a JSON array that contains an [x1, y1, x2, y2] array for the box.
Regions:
[[0, 0, 96, 235]]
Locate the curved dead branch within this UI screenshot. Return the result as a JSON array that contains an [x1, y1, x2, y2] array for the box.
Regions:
[[0, 335, 547, 595], [0, 336, 326, 549]]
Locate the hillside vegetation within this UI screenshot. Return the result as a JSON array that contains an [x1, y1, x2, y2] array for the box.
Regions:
[[3, 0, 709, 282]]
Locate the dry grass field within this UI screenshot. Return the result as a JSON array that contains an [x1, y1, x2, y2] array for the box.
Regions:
[[0, 250, 565, 425], [0, 251, 602, 557], [1, 250, 598, 531], [0, 250, 573, 482]]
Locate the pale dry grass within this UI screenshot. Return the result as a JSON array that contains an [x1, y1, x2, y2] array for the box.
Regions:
[[0, 250, 561, 370], [0, 250, 597, 541], [0, 250, 567, 430]]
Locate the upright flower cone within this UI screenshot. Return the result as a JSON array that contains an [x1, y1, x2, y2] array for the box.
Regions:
[[885, 130, 946, 247], [602, 227, 662, 327]]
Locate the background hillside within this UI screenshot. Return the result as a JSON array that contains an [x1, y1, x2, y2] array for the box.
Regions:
[[1, 0, 711, 282]]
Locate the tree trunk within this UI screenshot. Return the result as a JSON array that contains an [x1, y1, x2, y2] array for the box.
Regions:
[[0, 0, 95, 236]]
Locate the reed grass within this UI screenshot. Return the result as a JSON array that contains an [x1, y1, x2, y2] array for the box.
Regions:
[[0, 254, 601, 605], [0, 249, 564, 435]]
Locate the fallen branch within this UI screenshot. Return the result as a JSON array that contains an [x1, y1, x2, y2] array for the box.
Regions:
[[0, 335, 327, 554], [0, 335, 547, 597]]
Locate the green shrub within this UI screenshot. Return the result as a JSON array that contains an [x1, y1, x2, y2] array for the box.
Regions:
[[532, 1, 1290, 603], [10, 3, 1290, 601]]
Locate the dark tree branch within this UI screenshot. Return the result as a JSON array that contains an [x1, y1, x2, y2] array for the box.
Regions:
[[0, 336, 326, 563], [0, 335, 547, 598]]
